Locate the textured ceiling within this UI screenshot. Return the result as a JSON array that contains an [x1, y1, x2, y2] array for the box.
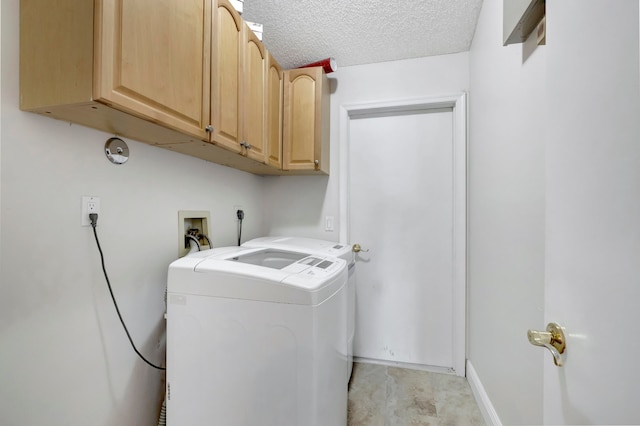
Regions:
[[241, 0, 484, 70]]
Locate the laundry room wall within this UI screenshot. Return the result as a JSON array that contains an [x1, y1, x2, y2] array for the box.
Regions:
[[0, 1, 3, 279], [262, 52, 470, 239], [467, 0, 546, 424], [0, 1, 266, 425]]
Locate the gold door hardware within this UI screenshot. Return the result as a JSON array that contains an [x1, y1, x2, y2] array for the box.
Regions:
[[527, 322, 566, 367], [352, 244, 369, 253]]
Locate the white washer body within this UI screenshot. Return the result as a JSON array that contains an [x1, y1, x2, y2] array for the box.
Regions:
[[166, 247, 348, 426], [243, 237, 356, 380]]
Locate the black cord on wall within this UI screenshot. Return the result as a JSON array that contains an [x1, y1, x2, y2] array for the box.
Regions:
[[199, 233, 212, 248], [237, 209, 244, 246], [90, 213, 165, 371]]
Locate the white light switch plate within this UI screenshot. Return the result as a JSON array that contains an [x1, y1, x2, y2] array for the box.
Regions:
[[325, 216, 334, 232]]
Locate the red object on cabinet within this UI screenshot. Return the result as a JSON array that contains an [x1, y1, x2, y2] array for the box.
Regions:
[[298, 57, 337, 74]]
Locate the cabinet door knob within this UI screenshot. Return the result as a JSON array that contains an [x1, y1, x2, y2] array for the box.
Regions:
[[205, 125, 213, 133], [314, 159, 319, 167]]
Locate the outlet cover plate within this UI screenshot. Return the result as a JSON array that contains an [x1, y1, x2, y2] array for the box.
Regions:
[[81, 196, 101, 226]]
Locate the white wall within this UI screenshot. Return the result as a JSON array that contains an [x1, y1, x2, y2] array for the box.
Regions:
[[0, 1, 266, 424], [468, 0, 546, 424], [0, 1, 2, 285], [262, 53, 470, 240]]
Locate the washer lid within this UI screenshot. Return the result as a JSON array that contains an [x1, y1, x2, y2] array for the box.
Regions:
[[168, 247, 347, 305]]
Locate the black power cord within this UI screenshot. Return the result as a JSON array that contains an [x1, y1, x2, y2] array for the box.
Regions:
[[199, 233, 212, 248], [90, 213, 165, 371], [237, 209, 244, 246]]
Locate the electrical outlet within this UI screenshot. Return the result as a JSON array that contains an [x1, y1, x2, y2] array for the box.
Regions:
[[233, 205, 244, 221], [81, 196, 101, 226]]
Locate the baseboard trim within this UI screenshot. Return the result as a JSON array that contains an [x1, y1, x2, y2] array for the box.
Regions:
[[353, 356, 456, 376], [466, 360, 502, 426]]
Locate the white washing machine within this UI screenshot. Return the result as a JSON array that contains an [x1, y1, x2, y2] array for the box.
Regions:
[[243, 237, 356, 380], [166, 246, 348, 426]]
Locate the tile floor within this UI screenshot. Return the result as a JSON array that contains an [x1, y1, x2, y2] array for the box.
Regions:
[[348, 362, 485, 426]]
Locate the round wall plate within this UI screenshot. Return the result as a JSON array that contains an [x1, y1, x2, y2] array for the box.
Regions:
[[105, 137, 129, 165]]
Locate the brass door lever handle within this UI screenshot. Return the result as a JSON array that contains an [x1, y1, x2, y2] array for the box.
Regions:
[[352, 244, 369, 253], [527, 322, 566, 367]]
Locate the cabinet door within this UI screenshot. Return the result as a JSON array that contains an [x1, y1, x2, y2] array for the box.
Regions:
[[283, 67, 329, 173], [266, 53, 284, 169], [211, 0, 243, 153], [241, 25, 267, 163], [94, 0, 211, 140]]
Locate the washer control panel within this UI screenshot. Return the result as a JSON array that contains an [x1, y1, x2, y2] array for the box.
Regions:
[[292, 256, 342, 276]]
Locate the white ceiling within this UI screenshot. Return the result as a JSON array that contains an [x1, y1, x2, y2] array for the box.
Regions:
[[241, 0, 485, 70]]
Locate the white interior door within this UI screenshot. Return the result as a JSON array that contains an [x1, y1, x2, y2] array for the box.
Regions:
[[342, 96, 466, 375], [542, 1, 640, 424]]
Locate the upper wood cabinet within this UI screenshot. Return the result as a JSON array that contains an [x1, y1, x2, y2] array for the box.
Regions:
[[20, 0, 210, 144], [240, 21, 267, 163], [210, 0, 242, 153], [95, 0, 211, 140], [211, 0, 267, 164], [20, 0, 329, 176], [266, 52, 284, 169], [283, 67, 330, 175]]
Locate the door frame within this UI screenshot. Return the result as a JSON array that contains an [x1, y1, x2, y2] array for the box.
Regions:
[[338, 93, 467, 376]]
